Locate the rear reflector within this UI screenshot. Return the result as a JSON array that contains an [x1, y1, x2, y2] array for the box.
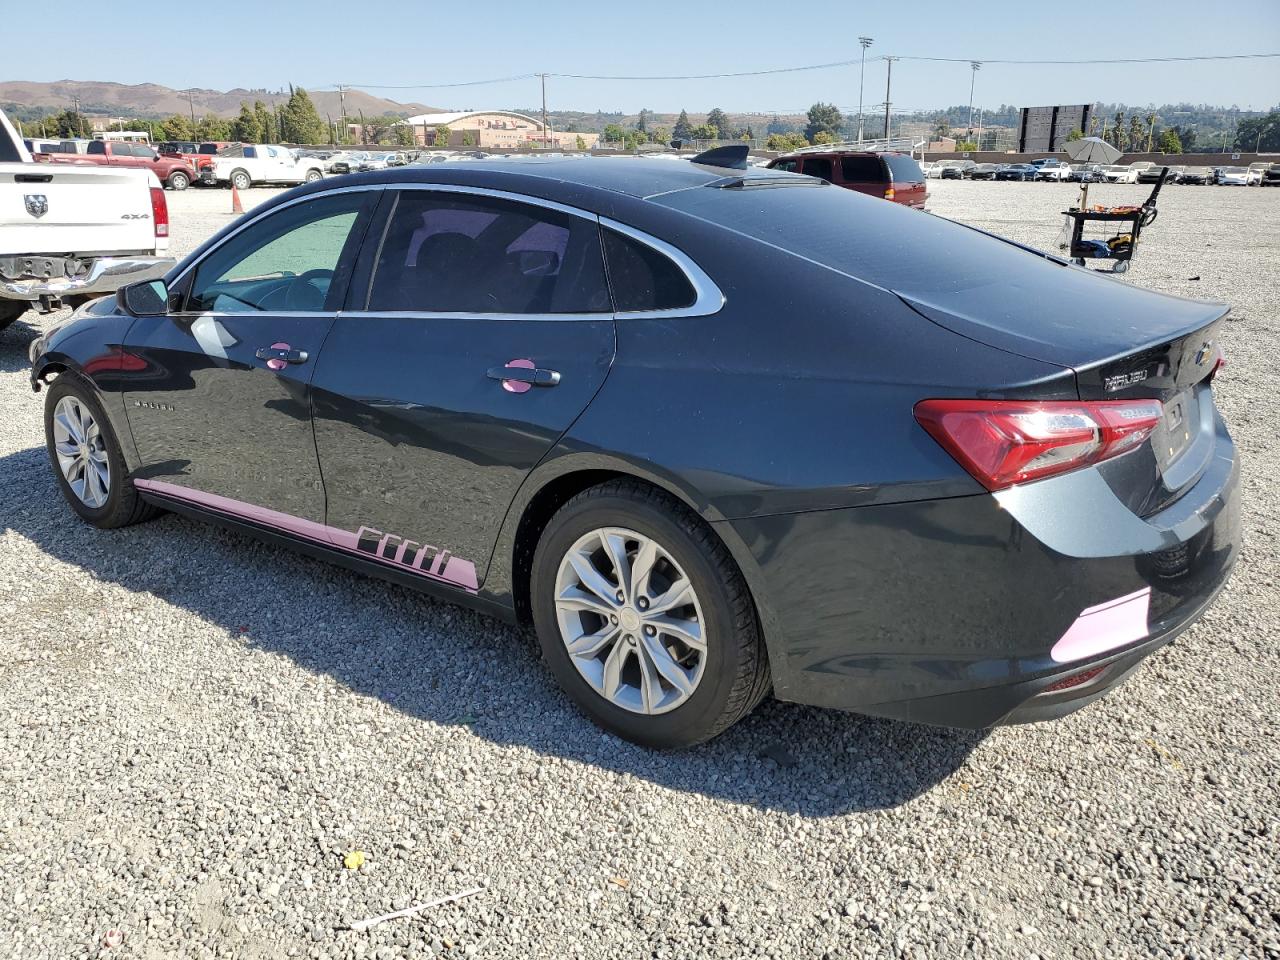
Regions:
[[150, 186, 169, 238], [914, 398, 1164, 490], [1042, 666, 1104, 693], [884, 187, 896, 200]]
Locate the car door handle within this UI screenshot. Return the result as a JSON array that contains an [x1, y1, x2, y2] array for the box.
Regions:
[[256, 345, 308, 365], [487, 363, 560, 387]]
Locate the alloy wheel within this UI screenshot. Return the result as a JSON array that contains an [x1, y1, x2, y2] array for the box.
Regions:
[[554, 526, 707, 715], [51, 396, 111, 508]]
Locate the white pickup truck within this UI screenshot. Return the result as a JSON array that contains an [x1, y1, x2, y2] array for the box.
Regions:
[[200, 144, 325, 190], [1, 108, 174, 330]]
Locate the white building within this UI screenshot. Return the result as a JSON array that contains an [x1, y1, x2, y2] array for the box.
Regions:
[[399, 110, 599, 150]]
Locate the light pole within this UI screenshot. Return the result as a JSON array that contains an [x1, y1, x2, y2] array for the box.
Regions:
[[883, 57, 897, 140], [967, 62, 981, 142], [857, 37, 873, 144]]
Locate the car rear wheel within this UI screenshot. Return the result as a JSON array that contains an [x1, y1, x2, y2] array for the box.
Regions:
[[304, 170, 322, 183], [230, 170, 251, 191], [0, 300, 27, 331], [531, 480, 770, 748], [43, 375, 161, 529], [167, 171, 190, 190]]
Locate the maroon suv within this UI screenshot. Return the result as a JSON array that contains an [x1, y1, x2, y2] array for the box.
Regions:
[[767, 150, 927, 209]]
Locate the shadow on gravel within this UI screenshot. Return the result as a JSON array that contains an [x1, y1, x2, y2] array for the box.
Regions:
[[0, 314, 41, 375], [1, 443, 983, 816]]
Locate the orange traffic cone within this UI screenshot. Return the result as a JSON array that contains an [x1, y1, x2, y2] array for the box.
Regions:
[[231, 185, 244, 215]]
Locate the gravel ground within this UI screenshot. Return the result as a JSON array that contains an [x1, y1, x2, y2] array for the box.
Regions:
[[1, 179, 1277, 960]]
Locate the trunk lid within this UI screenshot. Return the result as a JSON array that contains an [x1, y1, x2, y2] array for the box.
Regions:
[[0, 163, 160, 256]]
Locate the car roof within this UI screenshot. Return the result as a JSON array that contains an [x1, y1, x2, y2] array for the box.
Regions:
[[332, 155, 793, 201]]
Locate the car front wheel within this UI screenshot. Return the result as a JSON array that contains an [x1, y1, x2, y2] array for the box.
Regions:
[[167, 171, 190, 190], [531, 480, 770, 748], [43, 375, 161, 529]]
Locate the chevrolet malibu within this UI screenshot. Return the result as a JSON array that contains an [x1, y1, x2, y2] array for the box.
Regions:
[[28, 154, 1240, 748]]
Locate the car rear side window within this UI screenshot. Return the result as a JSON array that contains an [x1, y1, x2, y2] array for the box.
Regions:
[[771, 159, 799, 173], [601, 228, 696, 313], [884, 155, 924, 182], [839, 156, 884, 182], [365, 191, 613, 315], [87, 141, 106, 154], [802, 157, 835, 182]]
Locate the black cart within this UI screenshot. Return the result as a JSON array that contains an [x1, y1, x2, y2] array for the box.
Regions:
[[1061, 168, 1167, 274]]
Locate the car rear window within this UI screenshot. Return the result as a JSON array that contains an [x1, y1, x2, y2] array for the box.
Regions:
[[883, 154, 924, 183], [602, 229, 696, 312], [839, 156, 884, 182], [87, 141, 106, 154], [802, 157, 835, 182], [366, 191, 613, 314]]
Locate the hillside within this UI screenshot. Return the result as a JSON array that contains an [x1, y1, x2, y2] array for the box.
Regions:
[[0, 80, 443, 120]]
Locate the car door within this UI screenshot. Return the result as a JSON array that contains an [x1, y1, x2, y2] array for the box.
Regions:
[[122, 188, 380, 524], [309, 186, 616, 592]]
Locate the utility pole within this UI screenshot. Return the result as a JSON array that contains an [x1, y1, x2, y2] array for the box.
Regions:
[[338, 84, 347, 140], [1146, 113, 1157, 153], [883, 57, 897, 140], [539, 73, 549, 148], [967, 62, 981, 140], [187, 90, 197, 130], [856, 37, 873, 144]]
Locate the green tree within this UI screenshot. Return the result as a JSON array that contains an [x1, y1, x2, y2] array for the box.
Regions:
[[649, 125, 670, 145], [461, 130, 476, 147], [1235, 111, 1280, 151], [230, 101, 263, 143], [955, 140, 978, 152], [1065, 128, 1084, 142], [195, 113, 231, 141], [706, 107, 730, 139], [602, 123, 626, 143], [434, 124, 451, 147], [281, 87, 325, 145], [673, 109, 694, 140], [50, 108, 91, 138], [933, 118, 951, 140], [575, 134, 587, 150], [158, 113, 194, 142], [636, 108, 649, 133], [394, 124, 415, 147], [1108, 111, 1125, 149], [1158, 128, 1183, 154], [1129, 115, 1145, 153], [254, 100, 275, 143], [691, 123, 717, 140], [765, 133, 793, 151], [804, 102, 843, 142], [812, 130, 835, 145]]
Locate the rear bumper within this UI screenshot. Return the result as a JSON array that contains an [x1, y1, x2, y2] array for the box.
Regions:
[[723, 412, 1241, 729], [0, 257, 175, 302]]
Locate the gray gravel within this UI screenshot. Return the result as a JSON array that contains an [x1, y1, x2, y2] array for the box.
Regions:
[[2, 180, 1278, 960]]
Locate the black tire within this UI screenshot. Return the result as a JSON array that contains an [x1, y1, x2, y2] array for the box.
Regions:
[[530, 480, 770, 749], [304, 169, 323, 183], [167, 171, 190, 190], [43, 373, 161, 529], [230, 169, 251, 191], [0, 299, 28, 331]]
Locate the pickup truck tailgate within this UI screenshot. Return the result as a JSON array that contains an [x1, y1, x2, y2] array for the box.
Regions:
[[0, 165, 162, 257]]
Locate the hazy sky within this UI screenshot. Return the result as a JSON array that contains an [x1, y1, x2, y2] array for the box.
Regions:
[[9, 1, 1279, 114]]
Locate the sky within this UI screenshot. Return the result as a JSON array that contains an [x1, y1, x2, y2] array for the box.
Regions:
[[8, 1, 1279, 115]]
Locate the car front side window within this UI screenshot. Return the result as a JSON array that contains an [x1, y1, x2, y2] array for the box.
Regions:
[[186, 191, 374, 314], [364, 191, 613, 315]]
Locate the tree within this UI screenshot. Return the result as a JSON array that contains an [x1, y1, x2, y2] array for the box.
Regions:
[[1235, 111, 1280, 151], [254, 100, 275, 143], [394, 124, 416, 147], [1128, 115, 1145, 153], [706, 107, 730, 140], [434, 124, 451, 147], [158, 114, 194, 142], [766, 132, 808, 151], [933, 119, 951, 140], [649, 125, 670, 145], [195, 113, 231, 142], [461, 130, 476, 147], [50, 108, 91, 138], [230, 102, 263, 143], [1173, 125, 1197, 151], [1108, 111, 1125, 149], [602, 123, 626, 143], [955, 140, 978, 152], [636, 108, 649, 133], [804, 102, 843, 143], [691, 123, 717, 140], [575, 135, 587, 150], [1157, 128, 1183, 154], [673, 109, 694, 141], [812, 130, 835, 145], [280, 87, 325, 145], [1065, 128, 1084, 142]]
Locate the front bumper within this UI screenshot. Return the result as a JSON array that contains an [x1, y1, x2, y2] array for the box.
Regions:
[[0, 257, 175, 302], [724, 412, 1241, 729]]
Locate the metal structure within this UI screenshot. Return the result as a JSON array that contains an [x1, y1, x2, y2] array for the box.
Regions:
[[1018, 104, 1093, 153], [786, 137, 925, 158]]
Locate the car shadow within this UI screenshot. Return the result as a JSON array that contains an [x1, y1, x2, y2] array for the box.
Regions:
[[0, 443, 984, 816], [0, 312, 42, 375]]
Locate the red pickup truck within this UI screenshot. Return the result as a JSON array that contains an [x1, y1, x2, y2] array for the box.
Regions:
[[35, 140, 199, 190], [158, 141, 233, 173]]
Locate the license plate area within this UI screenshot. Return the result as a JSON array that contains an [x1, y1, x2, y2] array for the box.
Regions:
[[1150, 390, 1194, 470]]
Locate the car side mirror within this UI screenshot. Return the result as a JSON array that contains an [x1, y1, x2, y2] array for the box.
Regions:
[[119, 279, 171, 317]]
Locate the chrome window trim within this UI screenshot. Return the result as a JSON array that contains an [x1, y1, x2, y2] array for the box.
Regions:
[[171, 181, 725, 322]]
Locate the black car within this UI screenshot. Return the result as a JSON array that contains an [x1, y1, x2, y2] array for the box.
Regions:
[[1177, 167, 1213, 185], [28, 155, 1240, 748], [995, 163, 1038, 181], [1260, 164, 1280, 187]]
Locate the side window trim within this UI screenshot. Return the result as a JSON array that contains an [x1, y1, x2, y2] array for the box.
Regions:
[[599, 217, 724, 319]]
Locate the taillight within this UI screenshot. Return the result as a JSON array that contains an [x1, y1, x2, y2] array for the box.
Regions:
[[885, 187, 896, 200], [150, 186, 169, 238], [914, 398, 1164, 491]]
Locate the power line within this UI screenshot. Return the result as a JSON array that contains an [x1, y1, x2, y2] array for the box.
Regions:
[[329, 51, 1279, 91]]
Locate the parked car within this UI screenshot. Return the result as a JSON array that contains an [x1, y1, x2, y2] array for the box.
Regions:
[[23, 138, 89, 156], [0, 107, 173, 330], [1034, 159, 1073, 181], [359, 152, 408, 172], [918, 161, 935, 178], [327, 151, 368, 174], [158, 141, 233, 174], [766, 150, 927, 208], [1136, 165, 1172, 184], [995, 163, 1037, 181], [26, 154, 1239, 748], [965, 163, 999, 180], [199, 144, 325, 189], [1215, 166, 1249, 186], [35, 138, 199, 190], [933, 159, 975, 180], [1259, 164, 1280, 186], [1245, 162, 1271, 185], [1177, 167, 1213, 185], [1101, 164, 1139, 184], [1068, 163, 1107, 183]]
